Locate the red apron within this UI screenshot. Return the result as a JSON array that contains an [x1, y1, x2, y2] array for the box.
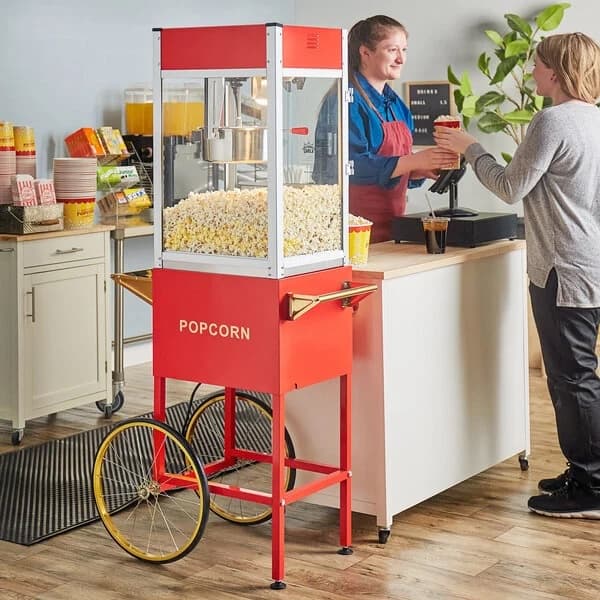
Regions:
[[349, 118, 413, 244]]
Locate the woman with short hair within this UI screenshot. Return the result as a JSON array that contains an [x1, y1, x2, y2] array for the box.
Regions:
[[434, 32, 600, 518]]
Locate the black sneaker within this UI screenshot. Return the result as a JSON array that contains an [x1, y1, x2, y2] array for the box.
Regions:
[[528, 480, 600, 519], [538, 467, 570, 494]]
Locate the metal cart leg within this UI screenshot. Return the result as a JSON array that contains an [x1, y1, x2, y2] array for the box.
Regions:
[[97, 228, 125, 417], [112, 229, 126, 403], [338, 373, 353, 554], [270, 392, 287, 590]]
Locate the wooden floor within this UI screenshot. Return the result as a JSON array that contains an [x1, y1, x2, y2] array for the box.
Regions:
[[1, 365, 599, 599]]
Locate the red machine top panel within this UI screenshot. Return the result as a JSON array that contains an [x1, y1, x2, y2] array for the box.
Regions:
[[282, 26, 342, 69], [160, 24, 342, 71], [160, 25, 267, 70]]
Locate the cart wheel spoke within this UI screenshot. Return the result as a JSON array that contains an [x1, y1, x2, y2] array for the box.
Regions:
[[93, 417, 209, 563], [185, 391, 296, 525]]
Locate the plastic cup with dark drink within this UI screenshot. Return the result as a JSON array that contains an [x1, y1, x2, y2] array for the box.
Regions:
[[421, 216, 450, 254]]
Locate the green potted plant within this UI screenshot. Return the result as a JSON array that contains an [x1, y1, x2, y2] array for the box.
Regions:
[[448, 3, 570, 162]]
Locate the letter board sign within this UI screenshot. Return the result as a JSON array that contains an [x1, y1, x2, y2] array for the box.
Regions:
[[404, 80, 456, 147]]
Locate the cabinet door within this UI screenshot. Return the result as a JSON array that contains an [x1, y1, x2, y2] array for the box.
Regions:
[[23, 263, 107, 414]]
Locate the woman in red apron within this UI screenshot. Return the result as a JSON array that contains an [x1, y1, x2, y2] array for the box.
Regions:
[[346, 16, 455, 242]]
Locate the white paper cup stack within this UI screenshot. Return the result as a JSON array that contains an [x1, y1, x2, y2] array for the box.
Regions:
[[53, 158, 97, 228], [0, 150, 16, 204], [14, 126, 36, 178]]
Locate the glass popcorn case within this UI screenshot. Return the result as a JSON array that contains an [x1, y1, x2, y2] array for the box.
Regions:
[[153, 24, 349, 278]]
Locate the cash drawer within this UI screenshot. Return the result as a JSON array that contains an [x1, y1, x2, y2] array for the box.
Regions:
[[23, 233, 105, 268]]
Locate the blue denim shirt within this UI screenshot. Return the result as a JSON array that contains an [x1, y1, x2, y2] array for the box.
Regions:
[[313, 72, 423, 189]]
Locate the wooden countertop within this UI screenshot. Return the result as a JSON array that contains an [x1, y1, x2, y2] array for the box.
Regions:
[[0, 224, 114, 242], [353, 239, 526, 280]]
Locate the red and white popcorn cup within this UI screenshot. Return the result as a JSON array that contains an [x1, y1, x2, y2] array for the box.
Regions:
[[433, 115, 462, 170]]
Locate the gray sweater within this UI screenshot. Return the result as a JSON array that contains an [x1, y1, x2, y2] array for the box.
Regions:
[[465, 100, 600, 307]]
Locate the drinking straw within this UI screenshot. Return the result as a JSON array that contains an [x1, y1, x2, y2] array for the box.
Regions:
[[425, 192, 437, 217]]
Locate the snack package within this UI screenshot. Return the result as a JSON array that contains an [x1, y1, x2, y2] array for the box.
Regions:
[[97, 165, 139, 190], [65, 127, 105, 158], [98, 187, 151, 216]]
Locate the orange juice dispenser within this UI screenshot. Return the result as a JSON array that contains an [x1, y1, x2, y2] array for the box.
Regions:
[[123, 83, 208, 205], [124, 86, 153, 135]]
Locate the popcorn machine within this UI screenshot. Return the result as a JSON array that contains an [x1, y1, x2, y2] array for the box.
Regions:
[[93, 23, 375, 589]]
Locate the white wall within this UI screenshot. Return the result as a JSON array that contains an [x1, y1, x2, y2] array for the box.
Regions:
[[294, 0, 598, 215], [0, 0, 295, 349], [1, 0, 295, 178]]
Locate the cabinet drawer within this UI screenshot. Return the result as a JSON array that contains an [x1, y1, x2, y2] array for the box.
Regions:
[[23, 233, 105, 268]]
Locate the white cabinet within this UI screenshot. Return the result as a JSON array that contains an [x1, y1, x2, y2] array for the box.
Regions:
[[0, 227, 111, 442]]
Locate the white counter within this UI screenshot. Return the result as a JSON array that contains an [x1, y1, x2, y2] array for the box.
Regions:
[[285, 240, 530, 539]]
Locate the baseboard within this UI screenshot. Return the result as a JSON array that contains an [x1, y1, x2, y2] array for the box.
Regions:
[[113, 340, 152, 368]]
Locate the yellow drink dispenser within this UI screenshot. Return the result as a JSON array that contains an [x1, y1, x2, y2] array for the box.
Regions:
[[124, 85, 204, 136]]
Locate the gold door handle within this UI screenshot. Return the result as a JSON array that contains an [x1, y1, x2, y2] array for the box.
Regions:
[[287, 281, 377, 320]]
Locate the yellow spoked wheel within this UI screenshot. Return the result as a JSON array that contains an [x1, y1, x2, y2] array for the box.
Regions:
[[93, 417, 209, 564], [185, 391, 296, 525]]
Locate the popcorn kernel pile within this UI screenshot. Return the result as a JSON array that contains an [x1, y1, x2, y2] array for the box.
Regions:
[[163, 185, 342, 257]]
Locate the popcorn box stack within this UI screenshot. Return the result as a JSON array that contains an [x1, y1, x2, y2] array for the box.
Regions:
[[11, 174, 37, 206], [35, 179, 57, 205]]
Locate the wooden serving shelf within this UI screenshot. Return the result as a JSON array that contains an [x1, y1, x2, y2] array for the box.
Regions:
[[111, 270, 152, 305]]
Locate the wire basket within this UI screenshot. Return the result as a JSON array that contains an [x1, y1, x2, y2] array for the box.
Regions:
[[0, 204, 64, 234]]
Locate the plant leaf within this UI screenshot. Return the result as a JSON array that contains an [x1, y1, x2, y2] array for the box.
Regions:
[[477, 52, 491, 77], [447, 65, 461, 85], [533, 95, 544, 110], [485, 29, 504, 47], [476, 91, 506, 112], [490, 56, 520, 84], [463, 115, 471, 129], [501, 152, 513, 164], [478, 112, 508, 133], [462, 95, 478, 118], [536, 4, 569, 31], [454, 89, 464, 113], [505, 39, 530, 58], [505, 14, 532, 39], [494, 47, 506, 61], [503, 109, 534, 124], [503, 31, 518, 45], [460, 71, 473, 96]]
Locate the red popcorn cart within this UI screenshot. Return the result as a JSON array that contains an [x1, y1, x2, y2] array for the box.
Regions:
[[92, 23, 375, 589]]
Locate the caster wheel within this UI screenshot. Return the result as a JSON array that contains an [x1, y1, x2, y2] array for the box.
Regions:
[[11, 429, 24, 445], [96, 390, 125, 417], [519, 456, 529, 471], [378, 528, 391, 544]]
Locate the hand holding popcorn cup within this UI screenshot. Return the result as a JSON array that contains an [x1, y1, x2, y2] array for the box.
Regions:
[[433, 115, 462, 170]]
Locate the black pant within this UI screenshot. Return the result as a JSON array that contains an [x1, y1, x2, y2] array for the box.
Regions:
[[530, 269, 600, 488]]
